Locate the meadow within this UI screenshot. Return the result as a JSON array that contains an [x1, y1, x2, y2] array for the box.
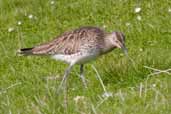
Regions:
[[0, 0, 171, 114]]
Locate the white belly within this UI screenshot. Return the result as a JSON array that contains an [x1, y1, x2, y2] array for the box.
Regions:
[[52, 52, 99, 64]]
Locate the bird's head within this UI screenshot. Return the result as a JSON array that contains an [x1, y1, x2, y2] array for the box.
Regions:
[[110, 31, 128, 54]]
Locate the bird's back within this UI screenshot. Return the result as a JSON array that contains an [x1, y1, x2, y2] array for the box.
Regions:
[[19, 26, 106, 56]]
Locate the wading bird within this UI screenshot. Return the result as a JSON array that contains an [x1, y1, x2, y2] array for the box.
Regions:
[[18, 26, 127, 91]]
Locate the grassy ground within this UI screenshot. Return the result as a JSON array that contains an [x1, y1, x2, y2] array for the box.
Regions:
[[0, 0, 171, 114]]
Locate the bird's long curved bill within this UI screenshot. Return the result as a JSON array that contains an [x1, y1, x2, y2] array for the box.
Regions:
[[121, 44, 128, 56], [121, 44, 138, 72]]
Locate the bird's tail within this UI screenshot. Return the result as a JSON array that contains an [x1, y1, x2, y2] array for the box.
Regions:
[[17, 48, 34, 56], [17, 41, 54, 56]]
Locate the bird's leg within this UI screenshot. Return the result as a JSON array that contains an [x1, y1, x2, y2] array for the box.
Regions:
[[63, 73, 68, 110], [57, 64, 73, 93], [80, 64, 87, 88], [57, 64, 74, 109]]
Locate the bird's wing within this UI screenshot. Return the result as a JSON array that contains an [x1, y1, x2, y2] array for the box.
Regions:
[[30, 27, 105, 55]]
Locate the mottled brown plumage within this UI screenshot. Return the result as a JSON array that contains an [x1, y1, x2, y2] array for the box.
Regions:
[[18, 26, 127, 90], [19, 26, 125, 56], [20, 27, 103, 55]]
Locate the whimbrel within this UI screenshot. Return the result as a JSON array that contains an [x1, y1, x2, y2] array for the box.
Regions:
[[18, 26, 127, 90]]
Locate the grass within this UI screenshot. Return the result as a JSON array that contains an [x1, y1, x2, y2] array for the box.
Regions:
[[0, 0, 171, 114]]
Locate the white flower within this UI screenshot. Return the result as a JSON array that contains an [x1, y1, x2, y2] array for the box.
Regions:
[[8, 27, 14, 32], [102, 92, 113, 98], [137, 15, 142, 21], [73, 96, 85, 103], [17, 21, 22, 25], [139, 48, 143, 52], [126, 22, 130, 26], [103, 25, 107, 29], [168, 8, 171, 13], [152, 84, 156, 87], [28, 14, 33, 19], [135, 7, 141, 13], [50, 1, 55, 5]]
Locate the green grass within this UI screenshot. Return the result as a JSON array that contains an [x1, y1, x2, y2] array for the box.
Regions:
[[0, 0, 171, 114]]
